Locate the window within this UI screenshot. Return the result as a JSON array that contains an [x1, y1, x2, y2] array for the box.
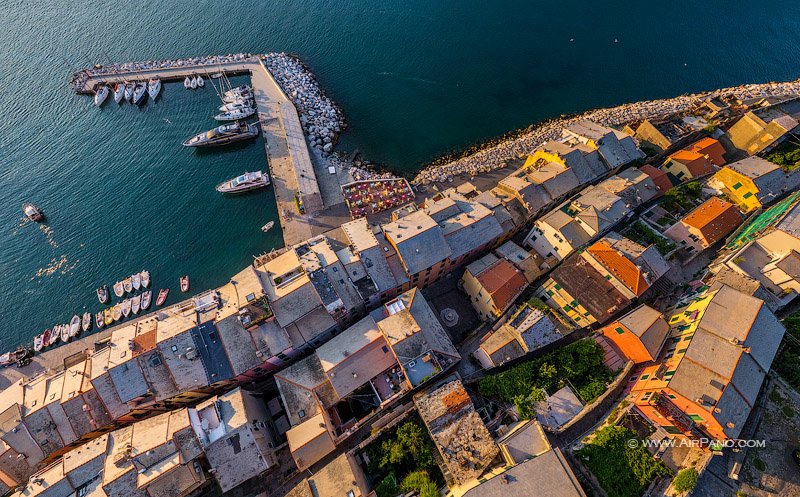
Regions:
[[554, 283, 561, 290], [677, 348, 688, 354], [664, 370, 676, 378], [382, 345, 389, 353], [667, 394, 676, 399], [688, 414, 704, 422], [683, 335, 693, 341], [641, 374, 650, 380], [732, 182, 742, 190], [546, 289, 554, 297], [298, 410, 306, 419], [615, 327, 625, 334], [743, 192, 753, 199]]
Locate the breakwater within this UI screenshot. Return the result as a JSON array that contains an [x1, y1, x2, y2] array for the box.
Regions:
[[411, 79, 800, 184]]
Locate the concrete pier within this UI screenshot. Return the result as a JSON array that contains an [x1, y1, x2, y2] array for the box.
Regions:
[[76, 57, 325, 247]]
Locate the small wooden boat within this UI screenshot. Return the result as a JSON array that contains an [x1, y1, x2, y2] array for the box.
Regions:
[[97, 284, 110, 304], [49, 326, 60, 346], [123, 278, 133, 293], [42, 329, 52, 348], [140, 270, 151, 288], [95, 312, 105, 329], [180, 276, 189, 293], [69, 315, 81, 338], [81, 312, 91, 333], [132, 273, 141, 291], [104, 308, 114, 325], [131, 294, 141, 314], [121, 299, 132, 317], [113, 304, 122, 321], [22, 203, 44, 222], [261, 221, 274, 233], [141, 290, 152, 310], [60, 324, 71, 342], [34, 335, 44, 353], [113, 281, 125, 297], [156, 288, 169, 306]]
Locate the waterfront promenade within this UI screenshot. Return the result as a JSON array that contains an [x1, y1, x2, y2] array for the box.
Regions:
[[76, 57, 324, 246]]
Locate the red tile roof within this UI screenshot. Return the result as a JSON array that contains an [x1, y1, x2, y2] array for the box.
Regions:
[[586, 240, 649, 295], [682, 197, 743, 244], [640, 165, 673, 194], [667, 150, 716, 177], [476, 259, 528, 313], [688, 137, 726, 166]]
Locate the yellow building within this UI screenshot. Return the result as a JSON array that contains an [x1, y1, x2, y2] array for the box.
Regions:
[[709, 157, 785, 212]]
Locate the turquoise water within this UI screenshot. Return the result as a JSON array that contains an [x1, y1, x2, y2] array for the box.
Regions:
[[2, 0, 800, 348]]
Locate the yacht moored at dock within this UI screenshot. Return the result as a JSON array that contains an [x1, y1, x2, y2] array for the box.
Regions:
[[182, 122, 259, 148], [93, 86, 109, 106], [132, 82, 147, 105], [147, 78, 161, 99], [214, 107, 256, 121], [113, 83, 125, 103], [216, 171, 270, 194]]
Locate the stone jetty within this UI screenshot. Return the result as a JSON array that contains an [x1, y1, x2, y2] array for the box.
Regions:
[[411, 79, 800, 185]]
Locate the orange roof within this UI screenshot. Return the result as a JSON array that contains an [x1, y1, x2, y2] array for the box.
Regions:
[[688, 137, 726, 165], [476, 259, 528, 312], [586, 240, 649, 295], [666, 150, 716, 177], [682, 197, 743, 244]]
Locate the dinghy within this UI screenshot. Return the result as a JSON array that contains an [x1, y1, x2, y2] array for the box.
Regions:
[[141, 270, 151, 288], [97, 284, 109, 304], [131, 294, 141, 314], [141, 290, 152, 310], [69, 315, 81, 337], [61, 323, 71, 342], [156, 288, 169, 306], [34, 335, 44, 353], [122, 298, 132, 317], [104, 308, 114, 325], [113, 281, 125, 297], [95, 312, 105, 329], [113, 304, 122, 321], [123, 277, 133, 293], [180, 275, 189, 292], [81, 312, 91, 333], [132, 273, 141, 291]]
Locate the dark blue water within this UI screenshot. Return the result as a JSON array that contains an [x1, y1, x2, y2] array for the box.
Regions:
[[2, 0, 800, 348]]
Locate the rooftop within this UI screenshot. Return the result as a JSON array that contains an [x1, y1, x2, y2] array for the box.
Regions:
[[682, 197, 743, 244]]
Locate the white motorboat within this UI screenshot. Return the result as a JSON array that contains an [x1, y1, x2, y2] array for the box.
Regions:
[[190, 76, 197, 89], [219, 100, 254, 112], [132, 272, 141, 291], [69, 315, 80, 338], [113, 83, 125, 103], [216, 171, 270, 194], [94, 86, 109, 106], [113, 281, 125, 297], [261, 221, 274, 233], [214, 107, 256, 121], [147, 78, 161, 99], [124, 82, 135, 100], [196, 75, 205, 87], [122, 298, 131, 317], [22, 203, 44, 222], [131, 294, 141, 314], [34, 334, 44, 353], [95, 312, 105, 329], [224, 85, 251, 97], [140, 270, 151, 288], [141, 290, 152, 310], [183, 122, 259, 147], [61, 324, 70, 342], [81, 312, 91, 333], [184, 76, 192, 89], [132, 82, 147, 105]]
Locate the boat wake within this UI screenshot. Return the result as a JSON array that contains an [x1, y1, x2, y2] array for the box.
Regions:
[[32, 255, 79, 279], [39, 225, 59, 249]]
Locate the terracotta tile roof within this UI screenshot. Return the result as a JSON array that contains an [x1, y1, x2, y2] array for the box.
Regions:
[[667, 150, 716, 177], [476, 259, 528, 313], [639, 165, 673, 193], [688, 137, 727, 166], [586, 240, 649, 295], [682, 197, 743, 244]]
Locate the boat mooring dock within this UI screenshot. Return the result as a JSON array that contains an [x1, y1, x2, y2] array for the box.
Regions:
[[74, 55, 325, 247]]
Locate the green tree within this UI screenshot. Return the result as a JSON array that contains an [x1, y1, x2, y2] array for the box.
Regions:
[[672, 468, 698, 493], [538, 363, 558, 392], [379, 422, 435, 472], [401, 471, 439, 497], [375, 474, 398, 497]]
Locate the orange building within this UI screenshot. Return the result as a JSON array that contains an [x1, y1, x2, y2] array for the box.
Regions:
[[662, 137, 726, 183], [630, 285, 784, 441], [665, 197, 743, 258], [601, 304, 669, 364]]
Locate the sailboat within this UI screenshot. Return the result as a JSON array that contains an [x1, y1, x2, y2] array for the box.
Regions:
[[113, 83, 125, 103], [94, 86, 109, 106], [190, 76, 198, 89], [196, 75, 205, 87], [184, 76, 192, 89], [147, 78, 161, 99]]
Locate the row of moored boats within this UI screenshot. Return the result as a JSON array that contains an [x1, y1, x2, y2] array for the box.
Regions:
[[183, 84, 259, 147], [94, 78, 162, 106]]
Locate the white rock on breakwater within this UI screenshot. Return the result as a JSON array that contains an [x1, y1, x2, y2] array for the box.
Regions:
[[411, 79, 800, 185], [262, 53, 346, 157]]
